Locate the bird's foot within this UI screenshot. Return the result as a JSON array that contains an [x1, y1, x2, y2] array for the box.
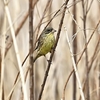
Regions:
[[44, 55, 52, 64], [47, 59, 52, 64]]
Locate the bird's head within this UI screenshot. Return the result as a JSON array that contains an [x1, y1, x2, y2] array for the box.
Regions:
[[44, 27, 56, 34]]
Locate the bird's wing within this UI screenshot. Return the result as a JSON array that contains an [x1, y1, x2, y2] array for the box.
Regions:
[[35, 33, 45, 51]]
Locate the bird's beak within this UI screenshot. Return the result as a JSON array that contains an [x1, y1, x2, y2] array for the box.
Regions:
[[52, 29, 56, 33]]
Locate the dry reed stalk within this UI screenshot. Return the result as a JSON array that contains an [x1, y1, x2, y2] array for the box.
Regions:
[[65, 27, 85, 100]]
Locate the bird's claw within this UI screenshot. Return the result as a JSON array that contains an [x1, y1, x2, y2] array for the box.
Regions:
[[47, 59, 52, 64]]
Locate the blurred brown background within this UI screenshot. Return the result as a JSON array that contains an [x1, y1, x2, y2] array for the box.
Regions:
[[0, 0, 100, 100]]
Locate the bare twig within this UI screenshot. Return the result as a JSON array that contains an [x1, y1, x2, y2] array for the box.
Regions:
[[86, 0, 94, 14], [8, 76, 20, 100], [89, 35, 100, 69], [82, 0, 90, 99], [62, 70, 73, 100], [7, 66, 29, 100], [0, 10, 6, 100], [29, 0, 34, 99], [72, 1, 77, 100], [99, 63, 100, 100]]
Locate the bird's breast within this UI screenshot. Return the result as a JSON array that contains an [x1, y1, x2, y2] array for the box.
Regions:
[[39, 33, 55, 55]]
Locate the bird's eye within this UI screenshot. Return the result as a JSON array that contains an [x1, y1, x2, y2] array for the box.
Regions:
[[47, 29, 51, 32], [47, 28, 53, 32]]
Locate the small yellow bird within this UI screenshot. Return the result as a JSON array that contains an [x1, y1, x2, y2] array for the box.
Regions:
[[33, 27, 56, 62]]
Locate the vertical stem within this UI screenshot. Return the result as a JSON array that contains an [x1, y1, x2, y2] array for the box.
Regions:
[[82, 0, 90, 100], [48, 1, 52, 27], [29, 0, 34, 100], [0, 9, 6, 100], [72, 1, 77, 100], [99, 63, 100, 100]]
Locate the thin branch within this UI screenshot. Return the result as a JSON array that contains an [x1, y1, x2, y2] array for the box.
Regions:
[[6, 66, 29, 100], [0, 11, 6, 100], [72, 1, 77, 100], [29, 0, 34, 99], [62, 70, 73, 100], [8, 76, 20, 100], [99, 63, 100, 100], [82, 0, 90, 99], [86, 0, 94, 14], [89, 35, 100, 69]]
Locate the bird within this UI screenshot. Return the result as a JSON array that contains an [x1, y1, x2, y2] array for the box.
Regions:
[[33, 27, 56, 62]]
